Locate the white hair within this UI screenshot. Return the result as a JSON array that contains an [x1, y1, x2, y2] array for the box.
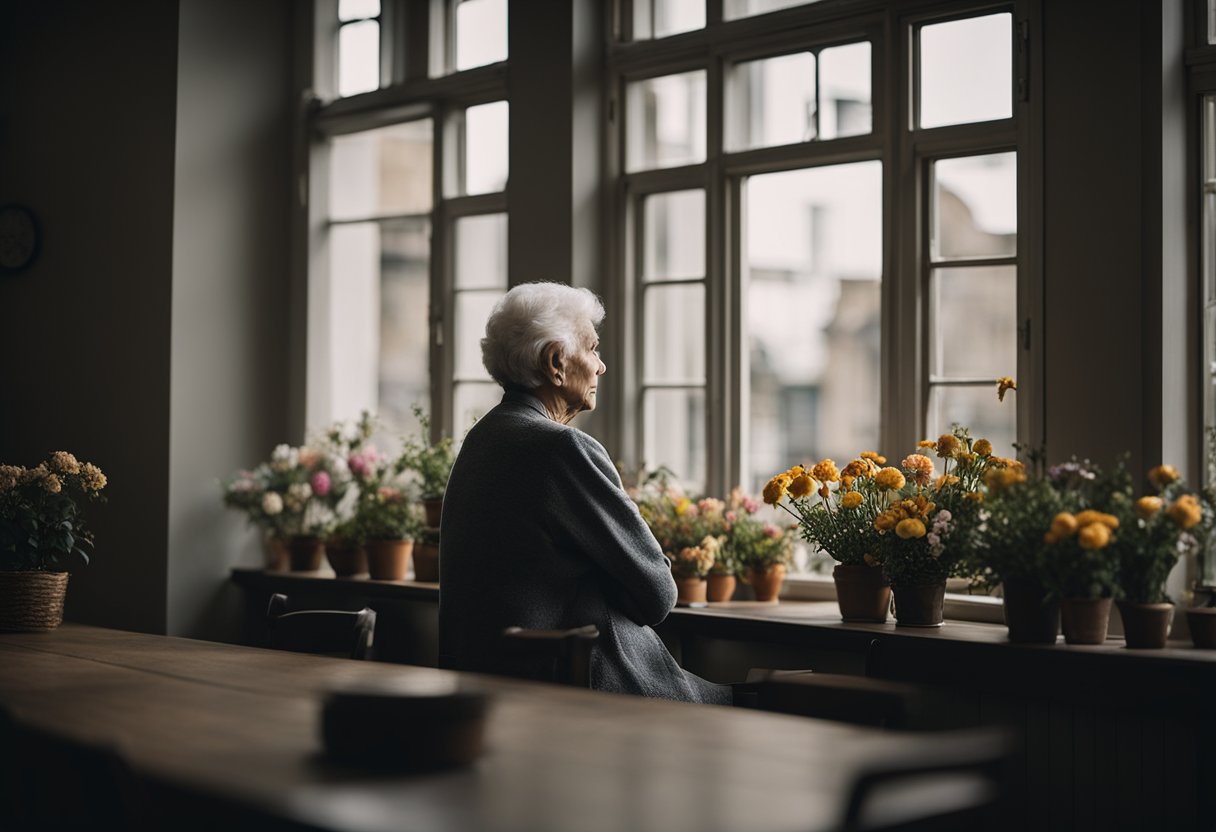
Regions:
[[481, 282, 605, 389]]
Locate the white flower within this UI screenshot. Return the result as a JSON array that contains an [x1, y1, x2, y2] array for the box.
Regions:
[[261, 492, 283, 516], [288, 482, 313, 501], [271, 444, 293, 462]]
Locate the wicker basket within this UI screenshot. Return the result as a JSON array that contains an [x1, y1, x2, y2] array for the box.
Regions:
[[0, 570, 69, 631]]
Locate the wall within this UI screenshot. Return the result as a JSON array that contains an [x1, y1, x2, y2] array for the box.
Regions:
[[0, 0, 180, 633], [167, 0, 294, 639]]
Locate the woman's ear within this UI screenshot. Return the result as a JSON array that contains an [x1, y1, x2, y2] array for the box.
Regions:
[[543, 342, 565, 386]]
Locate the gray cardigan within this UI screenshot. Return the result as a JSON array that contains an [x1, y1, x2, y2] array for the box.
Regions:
[[438, 389, 729, 705]]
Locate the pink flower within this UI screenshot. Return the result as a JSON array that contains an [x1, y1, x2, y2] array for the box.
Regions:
[[763, 523, 781, 539], [725, 511, 738, 523], [310, 470, 331, 497], [378, 486, 402, 502], [298, 447, 321, 469], [742, 496, 760, 514], [348, 451, 374, 479]]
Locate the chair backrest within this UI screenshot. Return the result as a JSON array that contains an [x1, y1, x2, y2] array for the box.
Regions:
[[753, 670, 916, 729], [841, 728, 1014, 832], [501, 625, 599, 687], [266, 593, 377, 660]]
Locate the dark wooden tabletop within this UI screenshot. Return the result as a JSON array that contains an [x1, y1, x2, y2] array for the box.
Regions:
[[0, 624, 940, 832]]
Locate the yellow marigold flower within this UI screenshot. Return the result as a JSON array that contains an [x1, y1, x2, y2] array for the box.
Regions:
[[875, 467, 906, 491], [973, 438, 993, 457], [840, 475, 856, 491], [842, 459, 870, 480], [812, 459, 840, 483], [964, 491, 984, 503], [50, 451, 81, 475], [763, 476, 790, 506], [861, 451, 886, 465], [1074, 510, 1119, 530], [788, 473, 814, 499], [1134, 496, 1163, 519], [862, 553, 878, 566], [80, 463, 107, 492], [902, 453, 935, 486], [841, 490, 863, 509], [917, 440, 937, 449], [818, 484, 831, 499], [43, 473, 62, 494], [895, 518, 927, 539], [996, 376, 1017, 402], [1050, 512, 1078, 539], [1077, 522, 1111, 550], [874, 511, 899, 532], [675, 497, 692, 516], [936, 433, 961, 459], [934, 474, 960, 491], [1148, 464, 1180, 490], [1167, 494, 1202, 530]]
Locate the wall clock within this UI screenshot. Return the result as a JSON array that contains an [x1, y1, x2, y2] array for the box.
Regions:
[[0, 204, 40, 273]]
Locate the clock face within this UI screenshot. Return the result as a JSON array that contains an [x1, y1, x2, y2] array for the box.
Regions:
[[0, 205, 38, 272]]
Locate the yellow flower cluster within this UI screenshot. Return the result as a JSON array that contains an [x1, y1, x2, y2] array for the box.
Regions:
[[1148, 464, 1180, 490], [0, 458, 107, 495], [763, 452, 890, 507], [674, 535, 720, 575], [1044, 510, 1118, 549], [1167, 494, 1202, 530], [874, 495, 935, 539], [874, 467, 905, 491]]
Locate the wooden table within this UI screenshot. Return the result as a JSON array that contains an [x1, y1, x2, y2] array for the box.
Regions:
[[0, 624, 939, 832]]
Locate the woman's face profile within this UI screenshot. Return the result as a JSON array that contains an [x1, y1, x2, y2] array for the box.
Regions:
[[563, 330, 606, 415]]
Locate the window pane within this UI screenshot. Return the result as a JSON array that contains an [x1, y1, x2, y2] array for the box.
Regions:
[[339, 0, 379, 21], [326, 219, 431, 437], [725, 0, 820, 20], [643, 191, 704, 281], [929, 265, 1017, 379], [454, 382, 502, 431], [454, 214, 507, 289], [338, 20, 379, 98], [1210, 0, 1216, 44], [378, 221, 431, 436], [643, 388, 706, 492], [727, 52, 816, 151], [455, 291, 502, 380], [643, 283, 705, 383], [1204, 95, 1216, 497], [918, 13, 1012, 129], [330, 120, 433, 221], [634, 0, 705, 40], [465, 101, 509, 195], [819, 42, 871, 140], [455, 0, 508, 71], [626, 71, 707, 172], [932, 152, 1017, 260], [928, 384, 1016, 458], [744, 161, 882, 491]]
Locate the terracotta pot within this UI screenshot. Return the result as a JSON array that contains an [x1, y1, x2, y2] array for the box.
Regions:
[[833, 563, 891, 623], [366, 539, 413, 581], [706, 573, 737, 602], [264, 537, 289, 572], [423, 499, 443, 529], [1186, 607, 1216, 648], [892, 581, 946, 627], [285, 537, 325, 572], [1001, 575, 1060, 644], [749, 564, 786, 603], [0, 570, 69, 632], [413, 541, 440, 583], [1117, 600, 1174, 649], [1059, 597, 1112, 645], [325, 543, 367, 578], [675, 576, 708, 604]]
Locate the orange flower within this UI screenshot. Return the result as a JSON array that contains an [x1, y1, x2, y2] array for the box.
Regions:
[[1077, 523, 1111, 550], [895, 518, 927, 539], [973, 438, 993, 457], [788, 473, 814, 499], [1148, 464, 1180, 490], [1134, 496, 1163, 519], [1167, 494, 1202, 530], [996, 376, 1017, 402]]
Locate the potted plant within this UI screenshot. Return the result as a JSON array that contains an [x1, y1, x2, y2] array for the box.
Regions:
[[1107, 464, 1201, 648], [732, 513, 795, 603], [400, 404, 457, 529], [669, 536, 719, 604], [358, 484, 423, 581], [870, 431, 991, 627], [0, 452, 107, 631], [765, 453, 891, 621], [413, 526, 441, 583], [632, 472, 729, 604]]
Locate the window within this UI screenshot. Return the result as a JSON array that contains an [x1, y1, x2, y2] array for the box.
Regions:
[[337, 0, 381, 97], [613, 3, 1032, 539], [454, 0, 508, 71]]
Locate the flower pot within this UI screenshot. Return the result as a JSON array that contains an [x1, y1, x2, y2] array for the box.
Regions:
[[892, 581, 946, 627], [366, 539, 413, 581], [0, 570, 69, 632], [1059, 597, 1112, 645], [1001, 575, 1060, 644], [286, 537, 325, 572], [413, 541, 440, 583], [1116, 600, 1174, 649], [833, 563, 891, 623], [749, 564, 786, 603], [423, 498, 443, 529], [264, 537, 289, 572], [707, 574, 737, 602], [674, 576, 708, 604], [325, 543, 367, 578], [1186, 607, 1216, 648]]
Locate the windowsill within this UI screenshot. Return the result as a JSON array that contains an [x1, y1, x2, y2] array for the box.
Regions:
[[782, 574, 1007, 626]]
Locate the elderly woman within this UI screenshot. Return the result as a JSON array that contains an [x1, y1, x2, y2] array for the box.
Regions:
[[439, 282, 729, 705]]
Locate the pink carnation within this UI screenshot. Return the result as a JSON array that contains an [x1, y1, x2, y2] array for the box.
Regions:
[[725, 510, 738, 523], [348, 451, 375, 479], [309, 470, 332, 497], [763, 523, 781, 539], [741, 496, 760, 514]]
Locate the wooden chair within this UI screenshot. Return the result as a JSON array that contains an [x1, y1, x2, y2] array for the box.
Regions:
[[748, 669, 917, 729], [501, 625, 599, 687], [839, 727, 1015, 832], [265, 593, 376, 660]]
